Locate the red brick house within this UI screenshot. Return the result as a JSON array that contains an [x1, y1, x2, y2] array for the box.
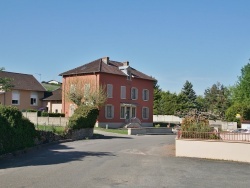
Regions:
[[60, 57, 156, 128], [0, 71, 46, 110]]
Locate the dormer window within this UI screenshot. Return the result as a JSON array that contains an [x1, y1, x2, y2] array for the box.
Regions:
[[119, 61, 132, 80]]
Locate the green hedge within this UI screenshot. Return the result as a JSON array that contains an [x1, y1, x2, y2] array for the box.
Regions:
[[41, 112, 65, 117], [0, 105, 37, 155], [67, 106, 99, 130]]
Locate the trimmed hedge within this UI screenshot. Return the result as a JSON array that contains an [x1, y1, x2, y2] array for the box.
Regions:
[[0, 105, 37, 155], [67, 106, 99, 130], [41, 112, 65, 117]]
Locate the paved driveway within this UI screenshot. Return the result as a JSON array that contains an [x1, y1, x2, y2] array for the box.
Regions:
[[0, 131, 250, 188]]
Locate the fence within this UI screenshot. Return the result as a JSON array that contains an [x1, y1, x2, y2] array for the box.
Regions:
[[177, 131, 250, 142], [22, 112, 69, 126]]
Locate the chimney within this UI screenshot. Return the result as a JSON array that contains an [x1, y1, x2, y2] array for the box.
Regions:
[[102, 57, 109, 64], [123, 61, 129, 66]]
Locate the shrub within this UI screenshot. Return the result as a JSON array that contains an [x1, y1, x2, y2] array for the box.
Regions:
[[41, 112, 65, 117], [0, 106, 37, 155], [67, 106, 99, 130], [0, 105, 23, 127]]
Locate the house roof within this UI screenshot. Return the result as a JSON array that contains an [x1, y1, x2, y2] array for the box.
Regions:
[[0, 71, 46, 91], [43, 87, 62, 101], [59, 57, 156, 81]]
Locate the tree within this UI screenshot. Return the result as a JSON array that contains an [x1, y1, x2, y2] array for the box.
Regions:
[[0, 68, 13, 92], [0, 68, 14, 105], [177, 80, 197, 111], [204, 82, 231, 120], [64, 77, 107, 109], [231, 61, 250, 104], [153, 80, 163, 115]]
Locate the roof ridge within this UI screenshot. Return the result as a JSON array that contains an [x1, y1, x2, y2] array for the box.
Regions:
[[0, 71, 33, 76]]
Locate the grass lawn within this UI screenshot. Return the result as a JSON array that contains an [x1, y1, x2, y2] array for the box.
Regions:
[[95, 127, 128, 135], [36, 125, 66, 135]]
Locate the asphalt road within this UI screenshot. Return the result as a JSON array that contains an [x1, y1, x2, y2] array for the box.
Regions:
[[1, 131, 250, 188]]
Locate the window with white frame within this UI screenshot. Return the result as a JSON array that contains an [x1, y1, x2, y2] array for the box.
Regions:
[[107, 84, 113, 98], [12, 90, 20, 105], [105, 104, 114, 119], [131, 87, 138, 100], [142, 107, 149, 119], [121, 86, 126, 99], [120, 106, 125, 119], [30, 92, 38, 106], [142, 89, 149, 101]]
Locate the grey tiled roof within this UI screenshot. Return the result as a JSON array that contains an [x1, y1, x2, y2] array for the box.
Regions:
[[59, 58, 156, 81], [0, 71, 46, 91], [43, 87, 62, 101]]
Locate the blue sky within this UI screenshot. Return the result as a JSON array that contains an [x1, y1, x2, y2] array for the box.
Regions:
[[1, 0, 250, 95]]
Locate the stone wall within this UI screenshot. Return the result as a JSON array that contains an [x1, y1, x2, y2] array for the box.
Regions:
[[35, 128, 94, 145]]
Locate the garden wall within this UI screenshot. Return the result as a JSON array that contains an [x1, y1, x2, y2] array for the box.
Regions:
[[176, 139, 250, 163], [22, 112, 69, 126]]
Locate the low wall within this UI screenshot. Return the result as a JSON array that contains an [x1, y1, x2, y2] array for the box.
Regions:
[[176, 139, 250, 163], [128, 128, 172, 135], [22, 112, 69, 126], [153, 115, 182, 124]]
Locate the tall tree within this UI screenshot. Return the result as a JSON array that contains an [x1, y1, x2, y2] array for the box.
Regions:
[[231, 62, 250, 104], [204, 82, 231, 120], [178, 80, 197, 111], [153, 80, 163, 115]]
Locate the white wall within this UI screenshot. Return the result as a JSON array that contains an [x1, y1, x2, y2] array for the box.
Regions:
[[176, 139, 250, 163]]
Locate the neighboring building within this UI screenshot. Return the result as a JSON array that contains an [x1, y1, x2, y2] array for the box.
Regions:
[[43, 87, 62, 113], [0, 71, 46, 110], [60, 57, 156, 128], [47, 80, 62, 85]]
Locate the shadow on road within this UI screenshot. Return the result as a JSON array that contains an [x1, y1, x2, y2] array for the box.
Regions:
[[92, 133, 133, 139], [0, 143, 115, 170]]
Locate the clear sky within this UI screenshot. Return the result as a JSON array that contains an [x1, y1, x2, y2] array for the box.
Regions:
[[1, 0, 250, 95]]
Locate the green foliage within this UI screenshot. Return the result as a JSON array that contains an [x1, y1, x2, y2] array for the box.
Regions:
[[67, 106, 99, 130], [176, 80, 197, 113], [41, 112, 65, 117], [180, 109, 210, 132], [41, 83, 61, 92], [0, 105, 37, 155], [0, 105, 23, 127], [180, 109, 219, 139], [225, 103, 250, 123], [204, 82, 231, 120], [0, 68, 14, 92], [231, 62, 250, 104]]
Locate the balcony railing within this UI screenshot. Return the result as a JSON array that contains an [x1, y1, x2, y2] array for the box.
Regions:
[[177, 131, 250, 142]]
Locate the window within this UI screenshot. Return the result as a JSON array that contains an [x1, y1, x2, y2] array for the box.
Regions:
[[121, 86, 126, 99], [142, 107, 149, 119], [142, 89, 149, 101], [30, 92, 38, 106], [107, 84, 113, 98], [131, 87, 138, 100], [105, 104, 114, 119], [132, 107, 136, 118], [12, 90, 20, 105], [120, 106, 125, 119]]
